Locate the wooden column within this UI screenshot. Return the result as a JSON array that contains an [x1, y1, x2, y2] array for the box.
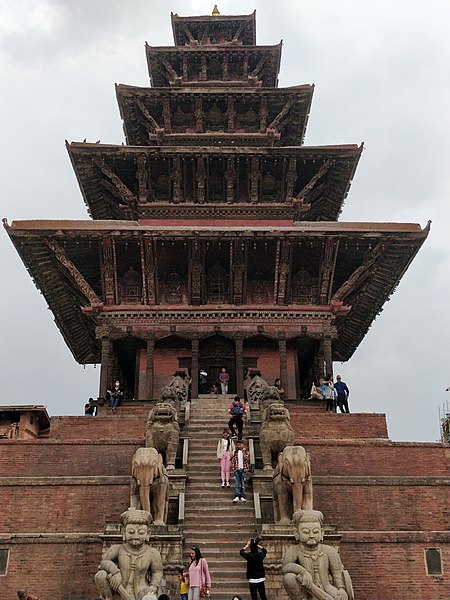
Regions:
[[323, 337, 333, 378], [191, 338, 199, 399], [145, 337, 155, 401], [235, 336, 244, 398], [99, 336, 112, 400], [279, 337, 288, 399]]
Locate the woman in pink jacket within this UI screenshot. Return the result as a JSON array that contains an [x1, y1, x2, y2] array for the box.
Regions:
[[188, 546, 211, 600]]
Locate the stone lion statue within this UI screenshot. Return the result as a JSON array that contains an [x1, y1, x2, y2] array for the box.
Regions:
[[259, 402, 295, 470], [145, 402, 180, 470]]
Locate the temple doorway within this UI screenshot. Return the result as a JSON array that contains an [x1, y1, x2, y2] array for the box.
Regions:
[[112, 336, 146, 400], [199, 335, 235, 394]]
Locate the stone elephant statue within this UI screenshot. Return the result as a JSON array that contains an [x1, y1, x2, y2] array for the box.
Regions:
[[273, 445, 313, 524], [259, 402, 295, 470], [145, 402, 180, 470], [130, 447, 169, 526]]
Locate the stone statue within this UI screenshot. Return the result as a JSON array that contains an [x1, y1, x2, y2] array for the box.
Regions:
[[273, 446, 313, 524], [258, 402, 295, 469], [162, 374, 188, 403], [282, 510, 354, 600], [130, 448, 169, 526], [145, 402, 180, 470], [95, 509, 163, 600], [245, 374, 269, 404]]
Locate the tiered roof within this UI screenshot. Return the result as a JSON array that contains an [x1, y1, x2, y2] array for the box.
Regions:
[[5, 8, 428, 367]]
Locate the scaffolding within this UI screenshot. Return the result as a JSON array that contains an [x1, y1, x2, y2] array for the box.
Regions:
[[439, 398, 450, 444]]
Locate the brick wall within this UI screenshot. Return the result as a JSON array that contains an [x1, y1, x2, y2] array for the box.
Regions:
[[290, 410, 389, 439], [0, 441, 139, 477], [1, 540, 102, 600], [0, 480, 129, 532]]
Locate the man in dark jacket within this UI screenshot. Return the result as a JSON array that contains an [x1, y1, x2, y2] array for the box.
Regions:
[[334, 375, 350, 413], [240, 538, 268, 600]]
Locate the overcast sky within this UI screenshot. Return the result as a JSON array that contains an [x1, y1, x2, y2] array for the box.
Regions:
[[1, 0, 449, 442]]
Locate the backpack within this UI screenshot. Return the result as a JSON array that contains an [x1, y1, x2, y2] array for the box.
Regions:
[[231, 403, 244, 416]]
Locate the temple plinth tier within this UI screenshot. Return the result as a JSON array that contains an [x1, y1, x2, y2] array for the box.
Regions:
[[4, 9, 429, 402]]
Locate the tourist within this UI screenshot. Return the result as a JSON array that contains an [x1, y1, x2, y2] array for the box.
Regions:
[[323, 374, 336, 412], [228, 396, 246, 440], [231, 596, 243, 600], [199, 370, 208, 394], [282, 510, 349, 600], [188, 546, 211, 600], [219, 366, 230, 395], [217, 429, 235, 487], [307, 379, 325, 401], [17, 591, 40, 600], [84, 398, 96, 416], [158, 595, 170, 600], [231, 439, 249, 502], [240, 538, 268, 600], [108, 379, 123, 411], [274, 378, 285, 400], [177, 567, 189, 600], [334, 375, 350, 413]]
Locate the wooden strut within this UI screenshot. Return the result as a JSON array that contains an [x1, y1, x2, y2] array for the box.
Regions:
[[331, 240, 389, 303], [44, 239, 101, 306], [93, 159, 136, 206], [133, 96, 161, 132], [268, 96, 297, 130], [294, 159, 334, 201]]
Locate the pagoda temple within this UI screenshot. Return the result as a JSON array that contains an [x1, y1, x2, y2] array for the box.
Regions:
[[2, 9, 449, 600], [4, 10, 429, 405]]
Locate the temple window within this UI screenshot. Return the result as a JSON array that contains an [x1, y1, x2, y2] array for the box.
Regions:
[[424, 547, 443, 576], [0, 548, 9, 575]]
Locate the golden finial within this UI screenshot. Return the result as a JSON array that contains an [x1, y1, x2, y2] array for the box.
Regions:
[[212, 5, 220, 16]]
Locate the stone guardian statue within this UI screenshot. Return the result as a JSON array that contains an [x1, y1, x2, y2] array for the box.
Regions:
[[95, 509, 163, 600], [282, 510, 354, 600]]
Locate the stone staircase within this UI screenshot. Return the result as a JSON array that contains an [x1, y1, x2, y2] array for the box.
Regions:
[[183, 395, 257, 599]]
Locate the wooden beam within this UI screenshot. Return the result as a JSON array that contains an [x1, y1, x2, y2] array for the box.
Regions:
[[276, 240, 292, 304], [268, 96, 296, 130], [143, 239, 157, 305], [45, 239, 101, 307], [294, 159, 333, 202], [332, 241, 388, 303], [172, 156, 182, 203], [250, 55, 266, 78], [194, 96, 203, 133], [161, 58, 181, 85], [101, 237, 115, 305], [231, 22, 246, 44], [196, 156, 206, 203], [226, 156, 235, 203], [319, 238, 339, 305], [250, 156, 260, 204], [94, 159, 136, 206], [259, 96, 268, 132], [133, 96, 161, 132], [181, 23, 196, 45], [162, 96, 172, 132], [285, 156, 297, 202], [231, 240, 246, 304], [136, 154, 148, 204], [227, 95, 235, 132]]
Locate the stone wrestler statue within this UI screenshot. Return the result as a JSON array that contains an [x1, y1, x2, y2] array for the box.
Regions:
[[282, 510, 352, 600], [95, 509, 163, 600]]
